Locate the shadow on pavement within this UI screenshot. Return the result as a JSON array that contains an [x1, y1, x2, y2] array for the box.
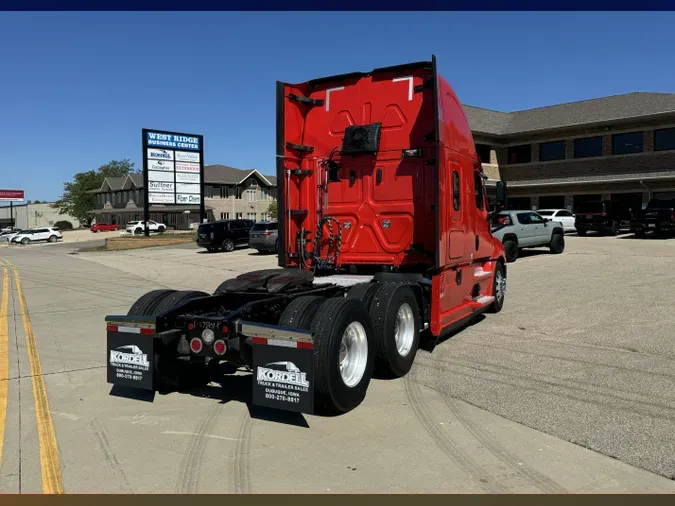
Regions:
[[109, 385, 156, 403], [419, 314, 486, 353], [618, 233, 675, 240]]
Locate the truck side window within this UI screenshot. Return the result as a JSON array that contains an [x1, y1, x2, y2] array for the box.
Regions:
[[474, 171, 484, 211], [452, 171, 460, 211]]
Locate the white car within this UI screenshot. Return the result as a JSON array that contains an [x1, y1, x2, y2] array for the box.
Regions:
[[10, 227, 63, 245], [537, 209, 576, 232], [126, 220, 166, 234]]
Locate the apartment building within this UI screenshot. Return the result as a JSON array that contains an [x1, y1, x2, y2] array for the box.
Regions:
[[464, 92, 675, 212], [88, 165, 277, 229]]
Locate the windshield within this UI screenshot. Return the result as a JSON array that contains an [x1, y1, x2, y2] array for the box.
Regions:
[[252, 222, 278, 231], [197, 223, 214, 234], [646, 199, 675, 209], [576, 202, 604, 214], [127, 221, 138, 226], [537, 210, 554, 216]]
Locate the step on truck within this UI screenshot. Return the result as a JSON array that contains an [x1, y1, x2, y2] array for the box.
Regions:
[[106, 56, 509, 416]]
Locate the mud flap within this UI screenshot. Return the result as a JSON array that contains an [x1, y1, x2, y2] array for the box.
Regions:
[[106, 317, 157, 391], [244, 322, 315, 414]]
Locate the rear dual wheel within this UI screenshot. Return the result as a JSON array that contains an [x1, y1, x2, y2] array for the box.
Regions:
[[278, 295, 375, 414], [126, 289, 211, 392]]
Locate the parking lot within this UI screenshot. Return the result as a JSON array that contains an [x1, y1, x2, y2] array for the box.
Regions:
[[1, 233, 674, 492]]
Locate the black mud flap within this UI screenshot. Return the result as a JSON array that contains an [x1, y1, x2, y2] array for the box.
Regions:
[[106, 316, 157, 391], [244, 321, 315, 414]]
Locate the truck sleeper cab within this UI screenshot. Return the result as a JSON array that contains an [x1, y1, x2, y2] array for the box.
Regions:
[[105, 56, 508, 417]]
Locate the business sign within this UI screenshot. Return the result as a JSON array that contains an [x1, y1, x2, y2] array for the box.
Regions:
[[0, 189, 25, 202], [142, 129, 204, 218]]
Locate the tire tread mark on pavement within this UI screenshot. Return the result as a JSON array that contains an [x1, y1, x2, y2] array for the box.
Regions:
[[403, 368, 505, 492], [231, 411, 252, 494], [441, 396, 565, 493], [91, 418, 131, 491], [175, 404, 222, 494]]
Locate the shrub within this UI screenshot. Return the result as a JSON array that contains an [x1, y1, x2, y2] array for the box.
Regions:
[[54, 220, 74, 230]]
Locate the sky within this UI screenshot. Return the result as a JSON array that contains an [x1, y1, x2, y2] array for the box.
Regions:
[[2, 11, 675, 202]]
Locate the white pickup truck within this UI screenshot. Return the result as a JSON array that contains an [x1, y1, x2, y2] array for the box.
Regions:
[[126, 220, 166, 235]]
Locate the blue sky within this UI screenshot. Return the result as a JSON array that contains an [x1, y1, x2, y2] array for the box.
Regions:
[[2, 11, 675, 202]]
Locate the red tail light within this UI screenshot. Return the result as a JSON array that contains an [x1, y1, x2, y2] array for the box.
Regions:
[[190, 338, 203, 353], [262, 231, 273, 236], [601, 212, 607, 217], [213, 340, 227, 355], [221, 325, 229, 335]]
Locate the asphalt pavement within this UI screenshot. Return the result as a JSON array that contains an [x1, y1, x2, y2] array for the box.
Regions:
[[0, 234, 674, 492]]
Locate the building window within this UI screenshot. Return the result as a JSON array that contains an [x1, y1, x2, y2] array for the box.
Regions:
[[574, 136, 602, 158], [246, 188, 257, 202], [234, 188, 244, 200], [236, 212, 243, 219], [612, 131, 643, 155], [260, 213, 270, 221], [475, 144, 491, 164], [539, 140, 566, 161], [220, 212, 230, 220], [204, 185, 213, 198], [654, 128, 675, 152], [221, 186, 229, 198], [507, 144, 531, 164], [247, 212, 257, 220]]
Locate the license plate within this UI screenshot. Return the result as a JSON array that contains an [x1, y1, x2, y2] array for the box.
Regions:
[[648, 224, 656, 228], [251, 234, 259, 238]]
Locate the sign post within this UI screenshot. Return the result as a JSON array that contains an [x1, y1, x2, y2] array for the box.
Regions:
[[141, 129, 204, 237], [0, 190, 25, 229]]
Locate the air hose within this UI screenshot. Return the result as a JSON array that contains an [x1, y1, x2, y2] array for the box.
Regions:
[[313, 216, 342, 271]]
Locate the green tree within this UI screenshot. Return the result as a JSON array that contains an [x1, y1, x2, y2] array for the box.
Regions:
[[51, 159, 138, 226], [268, 200, 278, 219]]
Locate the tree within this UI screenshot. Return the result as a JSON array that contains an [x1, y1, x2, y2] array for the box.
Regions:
[[51, 159, 138, 227], [268, 200, 278, 220]]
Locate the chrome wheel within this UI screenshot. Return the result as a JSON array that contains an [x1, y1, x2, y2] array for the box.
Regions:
[[394, 303, 415, 357], [338, 321, 368, 388], [495, 270, 506, 303]]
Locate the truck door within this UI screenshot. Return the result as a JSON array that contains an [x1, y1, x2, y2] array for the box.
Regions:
[[472, 167, 495, 261], [531, 212, 550, 243], [514, 212, 536, 246], [446, 158, 470, 263]]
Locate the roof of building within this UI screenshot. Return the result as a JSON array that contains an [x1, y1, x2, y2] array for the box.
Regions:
[[508, 169, 675, 187], [93, 165, 276, 193], [464, 92, 675, 137]]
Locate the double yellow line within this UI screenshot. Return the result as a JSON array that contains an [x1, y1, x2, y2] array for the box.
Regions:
[[0, 259, 63, 494]]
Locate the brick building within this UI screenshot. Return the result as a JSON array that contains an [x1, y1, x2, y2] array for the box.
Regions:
[[464, 92, 675, 212], [89, 165, 277, 229]]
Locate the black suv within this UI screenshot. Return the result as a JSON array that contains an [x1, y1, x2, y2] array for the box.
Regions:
[[196, 219, 254, 253], [574, 200, 632, 236]]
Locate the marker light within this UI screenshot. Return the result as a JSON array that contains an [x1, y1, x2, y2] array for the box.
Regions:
[[190, 338, 203, 353], [213, 340, 227, 355]]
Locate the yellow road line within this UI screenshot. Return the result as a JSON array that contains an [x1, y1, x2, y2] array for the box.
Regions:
[[7, 259, 64, 494], [0, 261, 9, 468]]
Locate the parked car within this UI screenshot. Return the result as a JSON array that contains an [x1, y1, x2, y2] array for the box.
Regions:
[[631, 198, 675, 237], [249, 220, 279, 253], [491, 210, 565, 262], [0, 229, 20, 242], [537, 209, 576, 232], [196, 219, 254, 253], [10, 227, 63, 245], [574, 200, 632, 236], [126, 220, 166, 234], [91, 223, 120, 232]]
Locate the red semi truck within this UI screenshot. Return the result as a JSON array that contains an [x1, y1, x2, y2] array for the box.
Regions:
[[105, 56, 508, 416]]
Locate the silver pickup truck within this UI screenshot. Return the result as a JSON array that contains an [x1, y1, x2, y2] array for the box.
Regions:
[[491, 210, 565, 262]]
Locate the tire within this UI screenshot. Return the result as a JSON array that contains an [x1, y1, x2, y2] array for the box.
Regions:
[[134, 228, 143, 235], [274, 238, 279, 254], [609, 221, 620, 236], [549, 232, 565, 254], [347, 282, 380, 310], [487, 261, 506, 314], [368, 283, 420, 378], [152, 290, 210, 316], [278, 295, 326, 330], [577, 228, 587, 236], [158, 226, 166, 233], [127, 289, 177, 316], [48, 235, 57, 243], [503, 240, 518, 263], [206, 247, 218, 253], [311, 297, 375, 414], [222, 238, 235, 252], [21, 237, 30, 245]]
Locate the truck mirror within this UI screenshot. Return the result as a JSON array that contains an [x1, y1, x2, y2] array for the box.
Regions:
[[495, 181, 507, 207]]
